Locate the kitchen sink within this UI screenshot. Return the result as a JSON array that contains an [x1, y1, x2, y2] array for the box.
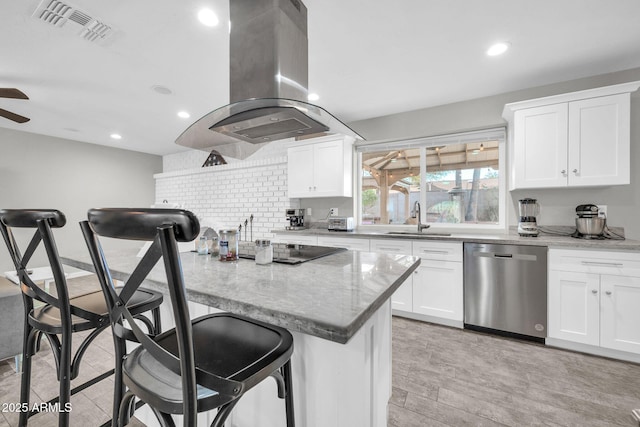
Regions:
[[385, 231, 452, 237]]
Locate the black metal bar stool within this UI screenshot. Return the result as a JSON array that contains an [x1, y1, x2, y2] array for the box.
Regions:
[[80, 208, 295, 427], [0, 209, 163, 426]]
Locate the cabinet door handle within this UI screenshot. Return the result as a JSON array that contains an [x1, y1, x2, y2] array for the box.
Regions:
[[605, 291, 612, 296], [592, 289, 598, 294], [573, 169, 578, 174], [581, 261, 623, 267], [561, 169, 566, 175]]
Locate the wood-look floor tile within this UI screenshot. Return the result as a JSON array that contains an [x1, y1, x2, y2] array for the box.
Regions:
[[391, 316, 640, 427]]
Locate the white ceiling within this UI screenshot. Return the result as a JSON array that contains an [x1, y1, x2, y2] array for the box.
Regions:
[[2, 0, 640, 156]]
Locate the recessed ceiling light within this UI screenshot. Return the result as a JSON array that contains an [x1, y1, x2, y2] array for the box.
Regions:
[[110, 133, 122, 140], [307, 93, 319, 102], [198, 8, 219, 27], [177, 111, 191, 119], [487, 42, 510, 56]]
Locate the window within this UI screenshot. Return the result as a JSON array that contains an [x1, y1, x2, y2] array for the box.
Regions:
[[357, 128, 506, 230]]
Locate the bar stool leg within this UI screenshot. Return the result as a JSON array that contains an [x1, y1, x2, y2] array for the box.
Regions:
[[18, 325, 34, 427], [283, 361, 295, 427]]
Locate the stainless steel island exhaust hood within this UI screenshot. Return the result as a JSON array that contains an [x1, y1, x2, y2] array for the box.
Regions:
[[175, 0, 363, 159]]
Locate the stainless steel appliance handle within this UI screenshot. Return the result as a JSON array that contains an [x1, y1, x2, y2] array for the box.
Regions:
[[473, 251, 538, 262], [580, 261, 623, 267]]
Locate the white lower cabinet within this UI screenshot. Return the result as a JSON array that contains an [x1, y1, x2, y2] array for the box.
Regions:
[[600, 274, 640, 353], [369, 239, 413, 312], [548, 248, 640, 358], [548, 270, 600, 346], [411, 241, 463, 323]]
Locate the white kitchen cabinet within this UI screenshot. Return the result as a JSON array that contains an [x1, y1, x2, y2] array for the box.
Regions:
[[411, 241, 463, 323], [548, 270, 600, 346], [287, 135, 354, 198], [548, 248, 640, 357], [503, 81, 639, 190], [369, 239, 413, 312], [600, 275, 640, 354], [316, 235, 369, 251]]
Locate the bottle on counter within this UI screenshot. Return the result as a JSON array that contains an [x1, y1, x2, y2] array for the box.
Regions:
[[255, 239, 273, 265], [218, 229, 239, 261]]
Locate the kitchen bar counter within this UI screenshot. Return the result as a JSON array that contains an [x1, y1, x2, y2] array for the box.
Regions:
[[62, 248, 419, 344], [273, 227, 640, 251], [62, 248, 420, 427]]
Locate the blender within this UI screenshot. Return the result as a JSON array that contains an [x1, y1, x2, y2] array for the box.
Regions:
[[518, 198, 540, 237]]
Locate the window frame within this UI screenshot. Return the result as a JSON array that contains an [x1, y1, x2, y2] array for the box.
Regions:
[[354, 128, 507, 233]]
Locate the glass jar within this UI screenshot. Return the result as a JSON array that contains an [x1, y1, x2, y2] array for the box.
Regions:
[[209, 236, 219, 257], [196, 236, 208, 255], [255, 239, 273, 265], [218, 229, 239, 261]]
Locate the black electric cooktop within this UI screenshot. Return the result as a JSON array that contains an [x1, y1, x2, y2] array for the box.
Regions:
[[238, 243, 347, 265]]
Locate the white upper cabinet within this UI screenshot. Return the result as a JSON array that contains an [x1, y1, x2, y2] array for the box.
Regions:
[[503, 81, 640, 190], [287, 135, 354, 198]]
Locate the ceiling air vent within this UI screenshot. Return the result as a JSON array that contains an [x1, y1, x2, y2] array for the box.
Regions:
[[32, 0, 115, 44]]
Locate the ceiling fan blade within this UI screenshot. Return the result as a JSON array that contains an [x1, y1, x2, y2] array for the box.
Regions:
[[0, 108, 30, 123], [0, 88, 29, 100]]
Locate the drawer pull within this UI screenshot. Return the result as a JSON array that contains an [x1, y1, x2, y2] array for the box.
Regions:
[[605, 291, 612, 296], [592, 290, 598, 294], [377, 247, 405, 252], [580, 261, 623, 267], [421, 250, 449, 254]]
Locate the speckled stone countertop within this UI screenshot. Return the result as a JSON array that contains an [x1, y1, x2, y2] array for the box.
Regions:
[[61, 249, 420, 344], [273, 227, 640, 251]]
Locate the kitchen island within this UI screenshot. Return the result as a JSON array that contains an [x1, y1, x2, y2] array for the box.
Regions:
[[62, 248, 420, 427]]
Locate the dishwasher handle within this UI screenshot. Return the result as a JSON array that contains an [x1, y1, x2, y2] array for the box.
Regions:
[[493, 253, 513, 258], [472, 251, 538, 262]]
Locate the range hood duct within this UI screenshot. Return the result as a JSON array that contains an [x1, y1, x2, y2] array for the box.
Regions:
[[175, 0, 363, 159]]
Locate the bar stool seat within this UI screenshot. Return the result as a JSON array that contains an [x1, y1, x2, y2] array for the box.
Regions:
[[123, 312, 293, 414], [30, 286, 160, 334]]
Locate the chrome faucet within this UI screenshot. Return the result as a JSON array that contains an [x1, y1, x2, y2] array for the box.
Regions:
[[413, 201, 430, 233]]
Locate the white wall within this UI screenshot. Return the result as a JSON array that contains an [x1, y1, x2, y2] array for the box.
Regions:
[[0, 128, 162, 272]]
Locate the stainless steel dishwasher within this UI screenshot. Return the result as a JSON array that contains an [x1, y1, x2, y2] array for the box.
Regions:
[[463, 243, 547, 341]]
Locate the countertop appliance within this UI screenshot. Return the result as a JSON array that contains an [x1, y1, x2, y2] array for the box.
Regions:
[[328, 217, 354, 231], [285, 208, 307, 230], [573, 204, 606, 239], [238, 243, 346, 265], [464, 243, 547, 341], [517, 198, 540, 237]]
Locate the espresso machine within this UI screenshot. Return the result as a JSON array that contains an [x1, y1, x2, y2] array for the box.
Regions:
[[285, 209, 307, 230], [518, 198, 540, 237]]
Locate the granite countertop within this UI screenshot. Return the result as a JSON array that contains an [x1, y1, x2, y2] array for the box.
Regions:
[[273, 227, 640, 251], [61, 249, 420, 344]]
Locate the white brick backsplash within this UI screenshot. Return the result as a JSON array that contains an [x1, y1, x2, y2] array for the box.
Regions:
[[155, 155, 299, 239]]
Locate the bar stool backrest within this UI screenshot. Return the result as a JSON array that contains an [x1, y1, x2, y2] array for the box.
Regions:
[[0, 209, 103, 325], [81, 208, 239, 423]]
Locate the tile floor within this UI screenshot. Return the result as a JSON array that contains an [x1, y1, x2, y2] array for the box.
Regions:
[[389, 316, 640, 426], [1, 315, 640, 426]]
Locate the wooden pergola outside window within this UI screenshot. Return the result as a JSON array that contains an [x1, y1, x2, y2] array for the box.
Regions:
[[361, 140, 500, 225]]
